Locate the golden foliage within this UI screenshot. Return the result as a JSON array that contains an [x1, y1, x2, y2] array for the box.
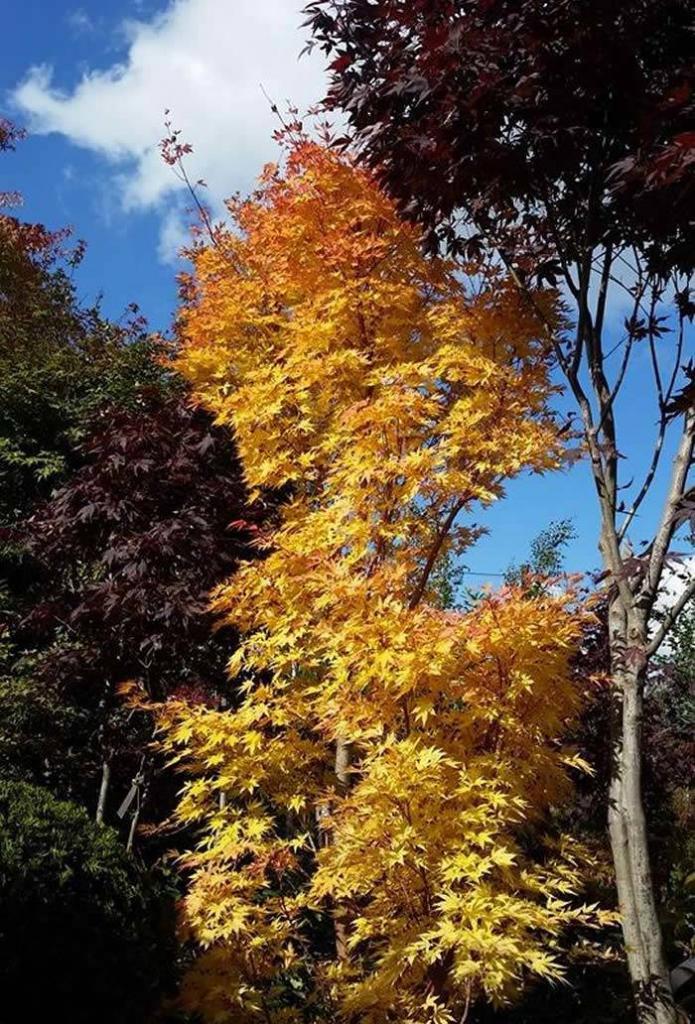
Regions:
[[163, 140, 595, 1023]]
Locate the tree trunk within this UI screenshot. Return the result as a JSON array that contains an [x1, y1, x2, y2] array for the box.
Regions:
[[606, 600, 676, 1024], [95, 678, 113, 825], [335, 738, 351, 791], [333, 737, 352, 961], [95, 758, 111, 825], [126, 797, 140, 853]]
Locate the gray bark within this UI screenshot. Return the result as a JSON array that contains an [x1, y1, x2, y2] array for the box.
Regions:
[[333, 737, 352, 961], [607, 600, 675, 1024], [95, 759, 111, 825], [126, 797, 140, 853]]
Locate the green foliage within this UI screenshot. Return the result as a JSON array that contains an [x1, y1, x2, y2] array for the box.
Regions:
[[426, 547, 467, 610], [0, 781, 176, 1024], [0, 650, 96, 797], [505, 519, 576, 588], [0, 318, 172, 530]]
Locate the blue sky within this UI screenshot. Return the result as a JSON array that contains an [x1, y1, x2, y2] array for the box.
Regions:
[[2, 0, 689, 585], [3, 1, 176, 331], [2, 0, 324, 327]]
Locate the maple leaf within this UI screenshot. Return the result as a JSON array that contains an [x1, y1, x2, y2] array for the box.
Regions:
[[158, 138, 595, 1023]]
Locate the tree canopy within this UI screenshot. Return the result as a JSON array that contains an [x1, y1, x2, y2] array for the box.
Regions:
[[306, 0, 695, 278], [156, 138, 605, 1024]]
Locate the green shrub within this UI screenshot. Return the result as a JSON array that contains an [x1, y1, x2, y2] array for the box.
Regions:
[[0, 781, 176, 1023]]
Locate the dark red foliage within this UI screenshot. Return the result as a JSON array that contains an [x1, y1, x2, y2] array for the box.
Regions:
[[159, 113, 194, 168], [21, 389, 275, 829], [27, 389, 268, 701], [306, 0, 695, 277]]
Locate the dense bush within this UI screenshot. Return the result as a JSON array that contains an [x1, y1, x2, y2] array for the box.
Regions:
[[0, 781, 176, 1023]]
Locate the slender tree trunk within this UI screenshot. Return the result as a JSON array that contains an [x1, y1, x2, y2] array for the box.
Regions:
[[606, 600, 676, 1024], [95, 758, 111, 825], [95, 678, 113, 824], [126, 796, 140, 853], [219, 696, 229, 809], [126, 767, 148, 854], [333, 738, 352, 961], [335, 738, 351, 791]]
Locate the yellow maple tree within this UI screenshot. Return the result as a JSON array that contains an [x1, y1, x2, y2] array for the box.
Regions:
[[160, 139, 597, 1024]]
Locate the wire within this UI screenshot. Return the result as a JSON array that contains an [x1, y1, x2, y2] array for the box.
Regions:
[[460, 568, 592, 578]]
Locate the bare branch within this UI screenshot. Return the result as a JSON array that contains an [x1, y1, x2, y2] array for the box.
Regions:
[[594, 243, 613, 343], [409, 499, 466, 610], [539, 187, 580, 299], [647, 286, 665, 412], [618, 418, 668, 544], [597, 334, 635, 436], [664, 292, 686, 408]]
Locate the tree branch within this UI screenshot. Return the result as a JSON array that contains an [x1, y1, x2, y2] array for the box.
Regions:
[[409, 499, 466, 610], [618, 418, 668, 545], [643, 409, 695, 609], [647, 574, 695, 656]]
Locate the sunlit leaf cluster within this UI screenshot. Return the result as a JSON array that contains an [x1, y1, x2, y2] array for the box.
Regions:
[[158, 141, 595, 1023]]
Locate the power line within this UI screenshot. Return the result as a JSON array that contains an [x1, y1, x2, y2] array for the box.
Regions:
[[460, 568, 595, 578]]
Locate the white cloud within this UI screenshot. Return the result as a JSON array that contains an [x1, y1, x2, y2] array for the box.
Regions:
[[12, 0, 327, 257], [652, 554, 695, 655], [157, 205, 191, 264], [66, 9, 96, 35]]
